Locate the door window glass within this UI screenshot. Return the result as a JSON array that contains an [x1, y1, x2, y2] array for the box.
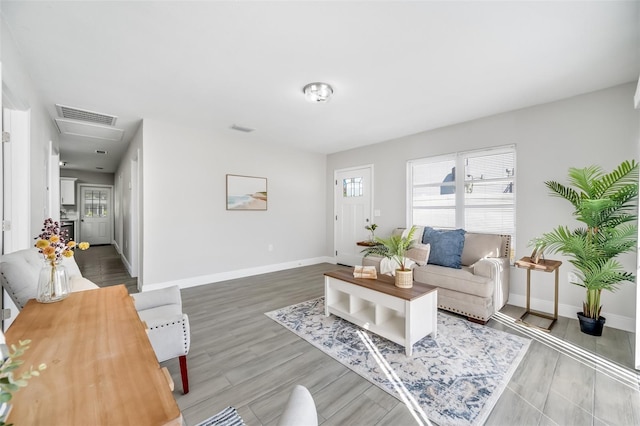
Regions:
[[343, 177, 363, 197], [84, 190, 108, 217]]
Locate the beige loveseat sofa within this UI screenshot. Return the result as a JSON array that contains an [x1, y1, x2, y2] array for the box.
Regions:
[[363, 227, 511, 323]]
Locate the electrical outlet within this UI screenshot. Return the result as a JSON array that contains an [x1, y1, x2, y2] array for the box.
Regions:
[[268, 244, 274, 252], [568, 272, 578, 283]]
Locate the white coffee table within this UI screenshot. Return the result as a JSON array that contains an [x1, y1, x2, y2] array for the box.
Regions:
[[324, 270, 438, 356]]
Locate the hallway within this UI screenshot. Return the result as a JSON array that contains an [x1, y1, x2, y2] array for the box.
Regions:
[[74, 245, 138, 294]]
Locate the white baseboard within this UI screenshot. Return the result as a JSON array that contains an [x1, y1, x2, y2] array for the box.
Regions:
[[142, 256, 336, 292], [113, 240, 122, 255], [508, 293, 635, 332], [120, 253, 133, 277]]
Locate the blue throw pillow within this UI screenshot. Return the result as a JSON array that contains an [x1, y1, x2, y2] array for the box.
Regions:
[[422, 227, 466, 269]]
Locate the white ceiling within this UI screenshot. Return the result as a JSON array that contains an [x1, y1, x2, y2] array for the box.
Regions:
[[2, 1, 639, 173]]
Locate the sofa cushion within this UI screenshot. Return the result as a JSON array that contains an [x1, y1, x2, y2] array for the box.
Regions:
[[461, 233, 504, 266], [422, 227, 466, 269], [413, 264, 493, 298], [406, 243, 430, 266]]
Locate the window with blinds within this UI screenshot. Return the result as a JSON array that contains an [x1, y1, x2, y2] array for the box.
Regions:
[[408, 145, 516, 260]]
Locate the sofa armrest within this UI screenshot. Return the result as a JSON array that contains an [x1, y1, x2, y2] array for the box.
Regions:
[[473, 257, 510, 310], [362, 255, 383, 272]]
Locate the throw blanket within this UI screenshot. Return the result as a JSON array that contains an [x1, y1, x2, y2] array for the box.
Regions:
[[380, 257, 415, 276]]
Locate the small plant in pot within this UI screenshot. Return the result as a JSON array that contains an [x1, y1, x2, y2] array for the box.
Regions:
[[362, 226, 416, 288], [532, 160, 638, 336], [365, 223, 378, 242]]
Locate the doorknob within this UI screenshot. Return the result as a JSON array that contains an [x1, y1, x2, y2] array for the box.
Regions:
[[365, 218, 370, 222]]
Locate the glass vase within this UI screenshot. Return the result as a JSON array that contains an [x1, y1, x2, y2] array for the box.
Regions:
[[36, 260, 70, 303]]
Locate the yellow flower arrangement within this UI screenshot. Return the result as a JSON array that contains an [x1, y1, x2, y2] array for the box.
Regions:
[[34, 218, 90, 262]]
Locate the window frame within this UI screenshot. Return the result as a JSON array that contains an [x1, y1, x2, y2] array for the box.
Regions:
[[406, 144, 516, 257]]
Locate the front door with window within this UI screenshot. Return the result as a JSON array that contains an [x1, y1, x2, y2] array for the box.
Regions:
[[334, 166, 373, 266], [80, 186, 112, 245]]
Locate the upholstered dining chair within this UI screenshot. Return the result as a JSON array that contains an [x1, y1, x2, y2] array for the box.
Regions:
[[132, 285, 191, 394], [277, 385, 318, 426]]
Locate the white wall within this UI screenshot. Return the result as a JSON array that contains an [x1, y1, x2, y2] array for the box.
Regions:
[[61, 170, 115, 186], [1, 16, 60, 242], [327, 82, 639, 331], [140, 119, 328, 290], [1, 16, 62, 327], [114, 122, 143, 277]]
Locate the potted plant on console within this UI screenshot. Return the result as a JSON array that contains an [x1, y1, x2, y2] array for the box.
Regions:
[[532, 160, 638, 336], [362, 226, 417, 288]]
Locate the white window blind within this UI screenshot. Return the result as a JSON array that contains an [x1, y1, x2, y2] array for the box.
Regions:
[[408, 145, 516, 259]]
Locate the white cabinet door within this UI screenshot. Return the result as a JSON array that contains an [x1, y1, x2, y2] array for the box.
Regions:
[[60, 178, 76, 205]]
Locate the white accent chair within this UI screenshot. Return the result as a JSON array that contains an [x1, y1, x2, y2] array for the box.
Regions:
[[277, 385, 318, 426], [0, 248, 98, 309], [132, 286, 191, 394]]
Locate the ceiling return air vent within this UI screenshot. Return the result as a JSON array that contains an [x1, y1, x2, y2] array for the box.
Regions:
[[54, 104, 124, 141], [56, 104, 117, 126]]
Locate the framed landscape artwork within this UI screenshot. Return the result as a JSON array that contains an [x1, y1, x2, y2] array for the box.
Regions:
[[226, 174, 268, 210]]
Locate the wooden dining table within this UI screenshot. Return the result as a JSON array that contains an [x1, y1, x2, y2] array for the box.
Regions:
[[4, 285, 182, 425]]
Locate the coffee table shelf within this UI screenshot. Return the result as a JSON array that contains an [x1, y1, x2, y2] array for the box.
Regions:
[[324, 270, 437, 356]]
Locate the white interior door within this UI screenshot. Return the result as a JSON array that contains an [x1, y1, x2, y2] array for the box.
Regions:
[[2, 106, 30, 253], [334, 166, 373, 266], [80, 185, 112, 245]]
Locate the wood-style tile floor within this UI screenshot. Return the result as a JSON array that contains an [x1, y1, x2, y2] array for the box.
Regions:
[[75, 253, 640, 425], [74, 244, 138, 293]]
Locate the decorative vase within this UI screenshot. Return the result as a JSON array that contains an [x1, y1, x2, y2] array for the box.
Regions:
[[577, 312, 606, 336], [36, 260, 70, 303], [395, 269, 413, 288]]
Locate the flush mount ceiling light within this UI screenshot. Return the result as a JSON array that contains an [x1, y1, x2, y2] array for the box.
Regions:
[[303, 82, 333, 103]]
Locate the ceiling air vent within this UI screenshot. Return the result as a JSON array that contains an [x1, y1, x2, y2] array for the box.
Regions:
[[55, 104, 118, 126], [55, 118, 124, 141], [230, 124, 255, 133]]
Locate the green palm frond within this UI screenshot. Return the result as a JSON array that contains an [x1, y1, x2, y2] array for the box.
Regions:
[[567, 165, 603, 197], [570, 258, 635, 292], [591, 160, 639, 199], [533, 160, 638, 320], [544, 181, 580, 207], [361, 226, 417, 270]]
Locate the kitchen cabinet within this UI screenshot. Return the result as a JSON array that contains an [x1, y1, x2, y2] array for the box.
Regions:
[[60, 177, 77, 205]]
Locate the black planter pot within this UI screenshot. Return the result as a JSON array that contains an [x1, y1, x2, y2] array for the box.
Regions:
[[577, 312, 606, 336]]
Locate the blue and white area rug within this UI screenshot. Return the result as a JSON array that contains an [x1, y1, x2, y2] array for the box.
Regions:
[[265, 297, 530, 426]]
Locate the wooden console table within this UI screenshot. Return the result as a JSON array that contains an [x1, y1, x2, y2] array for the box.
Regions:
[[5, 285, 181, 425], [515, 256, 562, 331]]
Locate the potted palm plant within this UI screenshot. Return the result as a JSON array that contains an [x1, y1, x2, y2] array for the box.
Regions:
[[532, 160, 638, 336], [362, 226, 417, 288]]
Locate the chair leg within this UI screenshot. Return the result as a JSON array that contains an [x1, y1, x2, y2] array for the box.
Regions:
[[179, 355, 189, 394]]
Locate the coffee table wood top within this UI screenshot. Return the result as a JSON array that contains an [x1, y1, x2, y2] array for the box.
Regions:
[[5, 285, 181, 425], [324, 270, 437, 301]]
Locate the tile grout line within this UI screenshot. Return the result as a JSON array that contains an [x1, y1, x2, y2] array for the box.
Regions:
[[492, 312, 640, 391]]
